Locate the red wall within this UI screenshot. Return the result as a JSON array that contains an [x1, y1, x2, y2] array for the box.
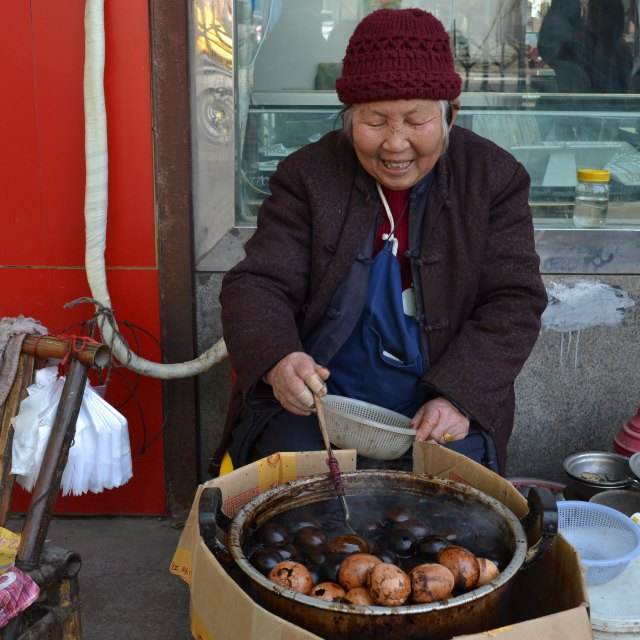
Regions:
[[0, 2, 166, 514]]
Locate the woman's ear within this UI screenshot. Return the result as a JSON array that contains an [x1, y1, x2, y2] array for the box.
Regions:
[[448, 100, 460, 128]]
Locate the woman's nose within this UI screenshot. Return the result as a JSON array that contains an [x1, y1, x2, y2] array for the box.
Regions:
[[382, 126, 410, 151]]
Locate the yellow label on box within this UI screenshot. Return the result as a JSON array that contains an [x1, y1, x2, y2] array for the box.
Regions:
[[257, 452, 298, 492], [169, 548, 193, 584]]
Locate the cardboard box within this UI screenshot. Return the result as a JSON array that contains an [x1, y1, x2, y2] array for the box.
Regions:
[[171, 445, 592, 640]]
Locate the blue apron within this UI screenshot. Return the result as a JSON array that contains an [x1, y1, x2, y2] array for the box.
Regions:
[[327, 239, 425, 417]]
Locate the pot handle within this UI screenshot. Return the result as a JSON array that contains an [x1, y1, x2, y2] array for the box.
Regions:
[[520, 487, 558, 567], [628, 476, 640, 491], [198, 486, 234, 565]]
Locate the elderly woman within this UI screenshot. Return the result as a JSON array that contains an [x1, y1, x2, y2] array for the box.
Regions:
[[214, 8, 547, 475]]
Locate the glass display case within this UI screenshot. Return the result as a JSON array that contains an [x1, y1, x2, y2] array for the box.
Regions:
[[189, 0, 640, 273], [239, 92, 640, 226]]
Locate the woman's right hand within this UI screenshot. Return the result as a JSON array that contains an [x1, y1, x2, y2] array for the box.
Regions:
[[264, 352, 330, 416]]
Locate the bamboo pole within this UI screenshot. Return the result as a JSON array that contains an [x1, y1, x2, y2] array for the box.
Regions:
[[21, 335, 110, 369]]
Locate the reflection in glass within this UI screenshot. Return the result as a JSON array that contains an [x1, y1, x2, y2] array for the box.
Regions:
[[188, 0, 640, 229]]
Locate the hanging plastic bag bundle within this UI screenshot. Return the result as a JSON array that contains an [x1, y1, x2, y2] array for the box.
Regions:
[[10, 367, 64, 490], [63, 384, 132, 496], [11, 366, 132, 496]]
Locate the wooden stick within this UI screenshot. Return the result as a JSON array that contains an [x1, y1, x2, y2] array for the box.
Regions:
[[0, 354, 35, 526], [21, 335, 110, 369]]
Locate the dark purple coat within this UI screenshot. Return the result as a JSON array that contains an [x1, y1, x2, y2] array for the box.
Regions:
[[220, 126, 547, 468]]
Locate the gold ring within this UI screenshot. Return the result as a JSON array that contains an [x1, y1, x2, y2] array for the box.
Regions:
[[442, 432, 456, 443]]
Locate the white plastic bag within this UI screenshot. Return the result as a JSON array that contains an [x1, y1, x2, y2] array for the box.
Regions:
[[62, 384, 132, 496], [11, 367, 132, 495], [10, 367, 64, 487]]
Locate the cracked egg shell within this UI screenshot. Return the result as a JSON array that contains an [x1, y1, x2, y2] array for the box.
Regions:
[[410, 563, 455, 603], [268, 561, 313, 594], [437, 546, 480, 591], [344, 587, 374, 606], [326, 534, 369, 555], [394, 517, 429, 540], [476, 558, 500, 586], [294, 526, 326, 553], [338, 553, 382, 591], [249, 548, 283, 575], [310, 582, 346, 602], [257, 522, 289, 546], [386, 506, 412, 524], [417, 535, 451, 559], [367, 563, 411, 606]]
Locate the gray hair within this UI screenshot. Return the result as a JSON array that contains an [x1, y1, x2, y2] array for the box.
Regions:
[[340, 100, 451, 152]]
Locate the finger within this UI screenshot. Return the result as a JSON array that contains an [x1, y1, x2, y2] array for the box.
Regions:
[[305, 373, 327, 396], [283, 399, 312, 416], [414, 409, 440, 442], [315, 365, 330, 381], [272, 388, 311, 416], [295, 386, 314, 409], [410, 406, 426, 429]]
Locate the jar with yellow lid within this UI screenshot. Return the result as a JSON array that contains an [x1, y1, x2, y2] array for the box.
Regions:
[[573, 168, 610, 229]]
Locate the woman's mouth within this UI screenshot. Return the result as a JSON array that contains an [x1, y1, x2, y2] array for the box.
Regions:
[[381, 159, 412, 172]]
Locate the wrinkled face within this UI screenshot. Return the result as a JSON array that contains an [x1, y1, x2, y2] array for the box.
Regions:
[[351, 99, 446, 190]]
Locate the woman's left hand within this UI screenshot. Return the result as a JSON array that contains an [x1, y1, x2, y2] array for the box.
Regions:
[[411, 397, 470, 444]]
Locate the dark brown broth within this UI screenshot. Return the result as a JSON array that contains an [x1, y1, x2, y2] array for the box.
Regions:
[[244, 492, 513, 574]]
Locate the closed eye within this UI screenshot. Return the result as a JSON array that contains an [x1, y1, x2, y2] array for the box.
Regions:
[[408, 117, 436, 127]]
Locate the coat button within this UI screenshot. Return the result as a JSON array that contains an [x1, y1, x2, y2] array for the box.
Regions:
[[325, 243, 337, 254]]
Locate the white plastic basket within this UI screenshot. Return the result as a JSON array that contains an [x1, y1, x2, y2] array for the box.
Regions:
[[557, 501, 640, 585], [590, 557, 640, 640], [320, 395, 414, 460]]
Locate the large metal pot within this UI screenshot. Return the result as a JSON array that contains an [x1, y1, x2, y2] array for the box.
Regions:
[[563, 451, 640, 500], [201, 470, 555, 640]]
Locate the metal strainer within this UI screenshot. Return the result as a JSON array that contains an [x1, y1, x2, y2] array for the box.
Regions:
[[319, 395, 415, 460]]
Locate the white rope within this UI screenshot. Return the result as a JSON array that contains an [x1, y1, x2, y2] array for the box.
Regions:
[[376, 182, 399, 256], [83, 0, 227, 378]]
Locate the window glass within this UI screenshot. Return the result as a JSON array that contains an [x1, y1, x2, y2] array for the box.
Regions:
[[195, 1, 640, 229]]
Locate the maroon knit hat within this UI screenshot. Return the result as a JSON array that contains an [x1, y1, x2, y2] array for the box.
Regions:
[[336, 8, 462, 104]]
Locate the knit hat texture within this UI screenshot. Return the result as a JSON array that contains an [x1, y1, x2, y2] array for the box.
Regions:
[[336, 8, 462, 104]]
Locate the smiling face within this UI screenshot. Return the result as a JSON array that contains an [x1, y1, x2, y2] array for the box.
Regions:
[[351, 99, 449, 190]]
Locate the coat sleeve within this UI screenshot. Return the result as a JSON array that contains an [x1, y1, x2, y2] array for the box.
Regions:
[[423, 163, 547, 434], [220, 156, 312, 393]]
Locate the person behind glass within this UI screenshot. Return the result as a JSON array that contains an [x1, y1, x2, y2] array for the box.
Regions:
[[583, 0, 632, 93], [214, 9, 547, 476], [537, 0, 590, 92]]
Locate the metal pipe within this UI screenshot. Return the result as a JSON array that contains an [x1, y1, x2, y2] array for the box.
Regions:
[[15, 359, 88, 571]]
